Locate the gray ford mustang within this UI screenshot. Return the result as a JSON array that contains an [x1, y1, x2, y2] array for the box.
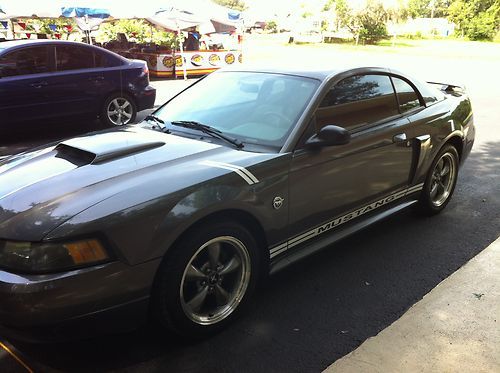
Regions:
[[0, 67, 474, 341]]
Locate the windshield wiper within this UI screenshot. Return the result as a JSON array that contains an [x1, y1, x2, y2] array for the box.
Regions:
[[144, 114, 170, 133], [170, 120, 244, 149]]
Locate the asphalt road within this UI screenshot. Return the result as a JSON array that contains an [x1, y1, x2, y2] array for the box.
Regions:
[[1, 39, 499, 373]]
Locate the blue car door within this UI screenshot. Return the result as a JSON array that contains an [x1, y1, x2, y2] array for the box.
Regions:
[[0, 45, 54, 123], [46, 44, 107, 118]]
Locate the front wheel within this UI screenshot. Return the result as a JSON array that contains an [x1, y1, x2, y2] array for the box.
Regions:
[[151, 221, 260, 338], [100, 93, 137, 127], [415, 144, 459, 216]]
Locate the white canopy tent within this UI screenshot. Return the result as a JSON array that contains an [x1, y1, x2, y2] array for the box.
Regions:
[[0, 0, 243, 78]]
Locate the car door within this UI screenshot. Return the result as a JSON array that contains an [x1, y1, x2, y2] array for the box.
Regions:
[[288, 73, 417, 236], [0, 45, 54, 123], [45, 44, 106, 118]]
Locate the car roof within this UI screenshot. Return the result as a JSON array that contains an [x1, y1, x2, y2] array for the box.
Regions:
[[0, 39, 101, 52], [219, 64, 392, 82], [0, 39, 129, 63]]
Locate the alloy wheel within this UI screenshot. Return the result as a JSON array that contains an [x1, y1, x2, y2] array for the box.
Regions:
[[430, 152, 457, 207], [107, 97, 133, 125], [180, 236, 251, 325]]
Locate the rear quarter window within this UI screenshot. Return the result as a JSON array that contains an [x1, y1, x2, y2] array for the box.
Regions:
[[391, 76, 421, 112], [95, 51, 123, 68]]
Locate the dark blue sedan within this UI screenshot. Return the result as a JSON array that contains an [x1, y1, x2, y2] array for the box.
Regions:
[[0, 40, 156, 126]]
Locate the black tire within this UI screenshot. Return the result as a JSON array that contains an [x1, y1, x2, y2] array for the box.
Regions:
[[415, 144, 459, 216], [151, 221, 260, 338], [100, 93, 137, 127]]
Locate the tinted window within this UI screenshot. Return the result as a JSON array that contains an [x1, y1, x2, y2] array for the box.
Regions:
[[317, 74, 399, 131], [0, 47, 49, 77], [94, 51, 120, 68], [56, 46, 94, 71], [392, 77, 421, 112]]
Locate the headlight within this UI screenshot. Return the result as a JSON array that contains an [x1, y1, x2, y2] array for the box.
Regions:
[[0, 239, 109, 273]]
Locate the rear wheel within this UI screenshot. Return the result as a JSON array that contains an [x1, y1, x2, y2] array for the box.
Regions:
[[151, 221, 260, 338], [416, 144, 459, 215], [101, 93, 137, 127]]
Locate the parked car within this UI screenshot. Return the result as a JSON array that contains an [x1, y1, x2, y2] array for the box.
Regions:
[[0, 67, 474, 341], [0, 40, 156, 126]]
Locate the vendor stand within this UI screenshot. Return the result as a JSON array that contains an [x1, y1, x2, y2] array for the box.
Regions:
[[106, 6, 244, 79], [117, 38, 243, 79], [0, 0, 245, 78]]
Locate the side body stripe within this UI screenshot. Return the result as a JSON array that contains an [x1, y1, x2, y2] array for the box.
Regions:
[[200, 160, 259, 185], [270, 183, 424, 259]]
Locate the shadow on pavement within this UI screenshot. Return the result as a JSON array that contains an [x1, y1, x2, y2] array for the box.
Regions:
[[0, 110, 153, 158], [4, 141, 500, 373], [0, 118, 106, 158]]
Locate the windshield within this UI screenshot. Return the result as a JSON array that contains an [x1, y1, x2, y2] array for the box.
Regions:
[[153, 71, 319, 150]]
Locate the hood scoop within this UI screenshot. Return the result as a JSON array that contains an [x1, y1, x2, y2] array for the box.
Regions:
[[56, 132, 165, 165]]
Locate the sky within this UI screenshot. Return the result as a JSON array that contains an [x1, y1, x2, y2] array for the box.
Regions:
[[244, 0, 401, 19]]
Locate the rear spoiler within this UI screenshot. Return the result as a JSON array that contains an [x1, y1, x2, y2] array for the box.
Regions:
[[427, 81, 466, 93]]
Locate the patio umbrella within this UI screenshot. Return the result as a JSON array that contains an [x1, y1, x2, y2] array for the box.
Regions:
[[59, 2, 110, 43]]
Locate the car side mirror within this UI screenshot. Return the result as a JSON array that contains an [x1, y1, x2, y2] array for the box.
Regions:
[[305, 125, 351, 148]]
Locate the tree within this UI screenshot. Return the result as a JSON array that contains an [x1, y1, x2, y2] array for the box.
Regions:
[[448, 0, 500, 40], [356, 0, 389, 43], [212, 0, 246, 11], [324, 0, 388, 44], [324, 0, 358, 34], [406, 0, 451, 18]]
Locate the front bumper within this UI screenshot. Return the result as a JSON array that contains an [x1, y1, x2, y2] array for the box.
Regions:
[[0, 259, 161, 342]]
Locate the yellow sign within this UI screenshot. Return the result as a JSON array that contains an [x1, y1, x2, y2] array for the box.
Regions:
[[162, 56, 174, 68], [225, 53, 235, 65], [191, 54, 203, 67], [175, 55, 184, 67], [209, 54, 221, 66]]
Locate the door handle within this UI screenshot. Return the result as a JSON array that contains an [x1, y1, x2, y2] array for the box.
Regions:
[[88, 75, 104, 82], [29, 81, 48, 88], [393, 133, 407, 143]]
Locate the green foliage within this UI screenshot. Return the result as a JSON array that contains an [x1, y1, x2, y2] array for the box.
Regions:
[[406, 0, 451, 18], [23, 18, 78, 40], [265, 21, 278, 33], [325, 0, 388, 44], [448, 0, 500, 40], [328, 0, 356, 33], [97, 20, 179, 47], [212, 0, 246, 11], [466, 9, 498, 39], [151, 30, 179, 49], [357, 1, 389, 43], [98, 19, 151, 43]]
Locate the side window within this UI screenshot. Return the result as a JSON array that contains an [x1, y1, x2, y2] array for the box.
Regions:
[[317, 74, 399, 131], [0, 47, 49, 77], [94, 52, 120, 68], [392, 77, 421, 112], [56, 46, 94, 71]]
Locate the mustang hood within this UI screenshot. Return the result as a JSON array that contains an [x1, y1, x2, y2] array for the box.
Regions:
[[0, 127, 233, 241]]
